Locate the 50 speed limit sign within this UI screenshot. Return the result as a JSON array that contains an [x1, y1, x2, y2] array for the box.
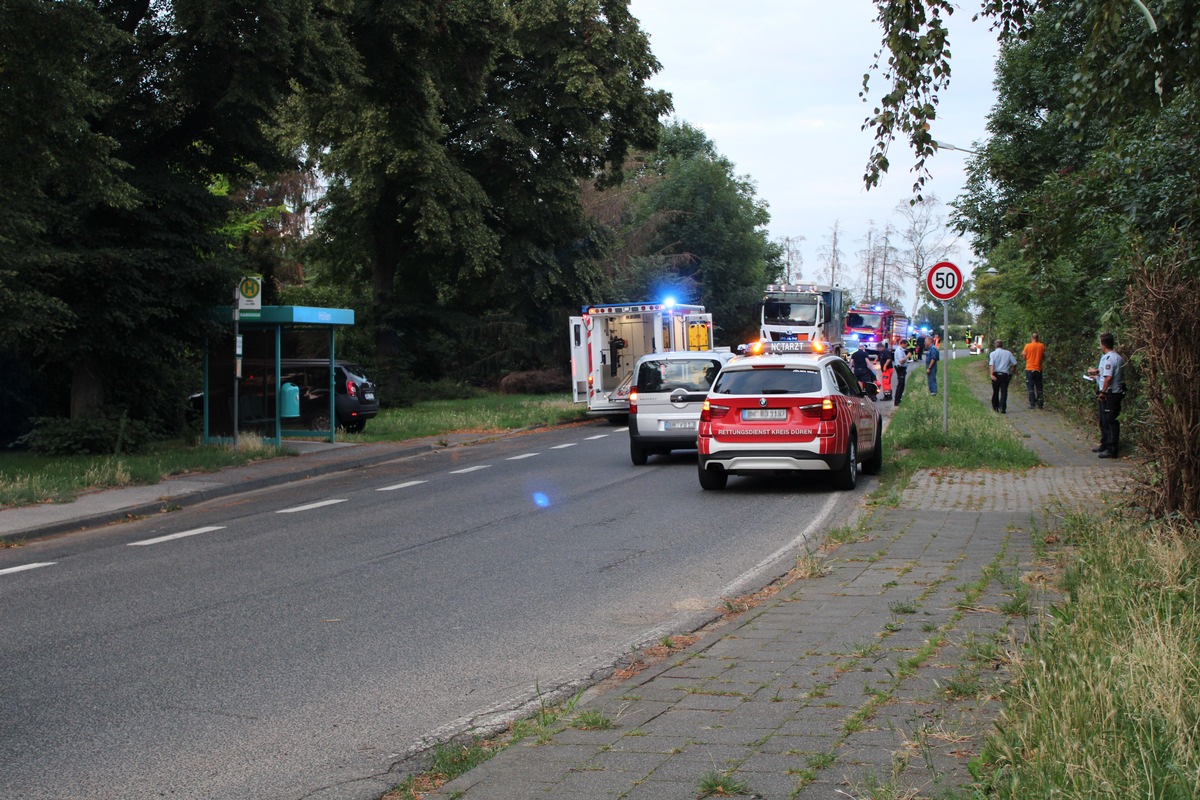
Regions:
[[926, 261, 964, 301]]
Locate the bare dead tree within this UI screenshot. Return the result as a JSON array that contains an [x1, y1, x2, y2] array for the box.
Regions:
[[775, 235, 806, 283], [895, 195, 958, 316], [817, 221, 846, 287]]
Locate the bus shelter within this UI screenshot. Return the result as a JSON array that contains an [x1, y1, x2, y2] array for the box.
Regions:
[[199, 306, 356, 445]]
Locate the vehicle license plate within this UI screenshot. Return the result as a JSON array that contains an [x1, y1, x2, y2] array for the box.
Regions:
[[743, 408, 786, 421], [363, 392, 375, 401], [664, 420, 697, 430]]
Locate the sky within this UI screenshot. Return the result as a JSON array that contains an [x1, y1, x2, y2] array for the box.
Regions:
[[626, 0, 1001, 307]]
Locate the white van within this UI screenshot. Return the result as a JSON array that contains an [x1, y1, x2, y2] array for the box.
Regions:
[[628, 350, 736, 465]]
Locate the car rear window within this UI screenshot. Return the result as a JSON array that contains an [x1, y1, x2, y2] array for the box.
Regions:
[[712, 367, 822, 395], [637, 358, 725, 393]]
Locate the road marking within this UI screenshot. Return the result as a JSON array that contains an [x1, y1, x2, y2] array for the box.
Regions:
[[277, 499, 348, 514], [449, 465, 491, 474], [612, 427, 629, 433], [128, 526, 226, 546], [507, 453, 540, 460], [550, 443, 577, 450], [0, 562, 56, 576], [585, 434, 608, 440], [377, 480, 428, 492]]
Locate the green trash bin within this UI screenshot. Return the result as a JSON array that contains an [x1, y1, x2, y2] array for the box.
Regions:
[[280, 382, 301, 418]]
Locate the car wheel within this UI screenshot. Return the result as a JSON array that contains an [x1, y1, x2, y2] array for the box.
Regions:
[[862, 421, 883, 475], [698, 463, 728, 490], [833, 434, 858, 490], [308, 412, 332, 432], [630, 441, 648, 466]]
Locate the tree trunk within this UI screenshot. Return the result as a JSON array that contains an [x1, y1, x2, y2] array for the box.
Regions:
[[70, 358, 104, 419]]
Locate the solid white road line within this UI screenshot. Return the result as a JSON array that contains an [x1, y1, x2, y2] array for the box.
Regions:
[[277, 499, 348, 514], [377, 480, 428, 492], [550, 443, 577, 450], [506, 453, 540, 460], [449, 465, 491, 474], [585, 434, 608, 440], [128, 526, 226, 547], [0, 562, 57, 576]]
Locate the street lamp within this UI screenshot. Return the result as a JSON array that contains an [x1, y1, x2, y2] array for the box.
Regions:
[[934, 140, 980, 156]]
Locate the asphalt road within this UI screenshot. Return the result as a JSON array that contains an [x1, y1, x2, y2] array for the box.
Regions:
[[0, 422, 870, 800]]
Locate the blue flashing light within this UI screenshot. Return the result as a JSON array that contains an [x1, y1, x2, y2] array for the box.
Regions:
[[874, 304, 884, 311], [663, 296, 676, 309]]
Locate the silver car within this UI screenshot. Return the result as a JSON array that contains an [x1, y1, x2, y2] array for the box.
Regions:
[[628, 350, 736, 465]]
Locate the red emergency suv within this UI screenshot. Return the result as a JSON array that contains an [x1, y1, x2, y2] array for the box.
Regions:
[[697, 341, 883, 490]]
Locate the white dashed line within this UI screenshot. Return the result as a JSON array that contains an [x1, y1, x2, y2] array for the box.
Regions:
[[585, 434, 608, 440], [377, 480, 428, 492], [550, 443, 578, 450], [507, 453, 540, 460], [277, 499, 348, 514], [128, 526, 226, 547], [612, 427, 629, 433], [449, 465, 492, 474], [0, 562, 56, 576]]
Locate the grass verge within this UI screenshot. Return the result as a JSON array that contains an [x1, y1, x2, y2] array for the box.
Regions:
[[881, 356, 1041, 486], [976, 510, 1200, 798], [0, 433, 288, 507]]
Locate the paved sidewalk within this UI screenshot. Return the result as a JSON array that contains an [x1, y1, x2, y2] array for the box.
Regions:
[[425, 363, 1133, 800]]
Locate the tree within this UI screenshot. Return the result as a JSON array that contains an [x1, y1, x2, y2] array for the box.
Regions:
[[775, 235, 805, 283], [895, 195, 957, 316], [864, 1, 1200, 194], [1, 0, 349, 430], [635, 121, 780, 344], [817, 222, 848, 287], [305, 0, 671, 386]]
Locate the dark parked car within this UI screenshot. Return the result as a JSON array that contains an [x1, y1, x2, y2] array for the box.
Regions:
[[191, 359, 381, 434], [279, 359, 380, 433]]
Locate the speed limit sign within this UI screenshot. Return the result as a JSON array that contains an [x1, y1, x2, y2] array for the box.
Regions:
[[926, 261, 964, 301]]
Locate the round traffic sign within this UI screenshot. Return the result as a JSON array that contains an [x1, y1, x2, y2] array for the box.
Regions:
[[926, 261, 964, 301]]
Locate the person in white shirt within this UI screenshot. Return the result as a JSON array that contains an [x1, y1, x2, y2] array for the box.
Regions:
[[988, 339, 1018, 413], [1086, 331, 1125, 458], [891, 336, 908, 406]]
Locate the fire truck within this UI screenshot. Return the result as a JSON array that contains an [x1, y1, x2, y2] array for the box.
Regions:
[[758, 284, 846, 354], [844, 305, 908, 347], [569, 300, 714, 416]]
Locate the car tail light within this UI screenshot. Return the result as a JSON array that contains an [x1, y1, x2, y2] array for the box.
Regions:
[[800, 398, 837, 421], [700, 400, 730, 421], [347, 380, 358, 398], [629, 389, 639, 415]]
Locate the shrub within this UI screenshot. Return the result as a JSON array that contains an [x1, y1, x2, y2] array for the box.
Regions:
[[16, 411, 155, 455], [498, 369, 570, 395]]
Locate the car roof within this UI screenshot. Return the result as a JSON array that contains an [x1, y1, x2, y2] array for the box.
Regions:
[[634, 350, 735, 364]]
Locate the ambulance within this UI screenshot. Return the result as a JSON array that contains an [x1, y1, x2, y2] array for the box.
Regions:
[[569, 300, 714, 417]]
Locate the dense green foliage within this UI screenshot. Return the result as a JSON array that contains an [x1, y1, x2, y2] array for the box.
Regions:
[[867, 0, 1200, 516], [7, 1, 792, 451]]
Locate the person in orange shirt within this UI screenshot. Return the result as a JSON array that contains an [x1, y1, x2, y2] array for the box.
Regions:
[[1022, 333, 1046, 409]]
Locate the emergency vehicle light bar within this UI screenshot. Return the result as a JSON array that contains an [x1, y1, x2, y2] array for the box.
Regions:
[[746, 340, 825, 356]]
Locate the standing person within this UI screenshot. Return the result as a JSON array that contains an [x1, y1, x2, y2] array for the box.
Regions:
[[925, 336, 940, 395], [1022, 333, 1046, 409], [1086, 332, 1125, 458], [891, 335, 908, 406], [875, 341, 893, 400], [988, 339, 1018, 413]]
